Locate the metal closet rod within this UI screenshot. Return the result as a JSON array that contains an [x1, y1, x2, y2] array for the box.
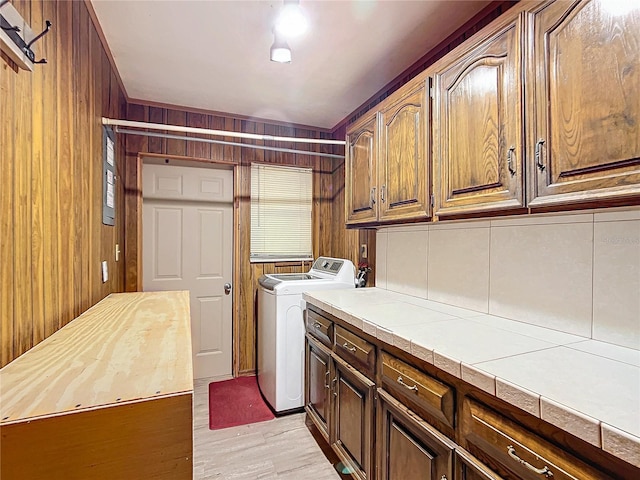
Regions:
[[101, 118, 345, 145], [113, 127, 346, 160]]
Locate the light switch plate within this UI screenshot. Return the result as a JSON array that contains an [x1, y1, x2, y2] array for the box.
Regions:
[[101, 261, 108, 283]]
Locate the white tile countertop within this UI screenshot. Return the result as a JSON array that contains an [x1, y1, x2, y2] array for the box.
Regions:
[[302, 287, 640, 468]]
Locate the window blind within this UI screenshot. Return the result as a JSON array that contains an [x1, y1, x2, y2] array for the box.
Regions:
[[250, 164, 313, 261]]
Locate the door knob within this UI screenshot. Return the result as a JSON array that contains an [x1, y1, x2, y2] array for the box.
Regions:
[[224, 283, 232, 295]]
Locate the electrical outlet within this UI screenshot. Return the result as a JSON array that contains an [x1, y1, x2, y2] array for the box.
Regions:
[[101, 261, 108, 283], [115, 243, 120, 262]]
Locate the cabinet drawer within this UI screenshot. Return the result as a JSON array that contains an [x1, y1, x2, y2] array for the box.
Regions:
[[334, 325, 375, 377], [461, 398, 612, 480], [306, 309, 333, 347], [381, 352, 455, 429]]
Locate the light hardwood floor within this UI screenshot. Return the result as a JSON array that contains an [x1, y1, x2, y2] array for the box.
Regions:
[[194, 378, 342, 479]]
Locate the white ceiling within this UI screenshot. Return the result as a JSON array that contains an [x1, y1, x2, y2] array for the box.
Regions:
[[91, 0, 492, 130]]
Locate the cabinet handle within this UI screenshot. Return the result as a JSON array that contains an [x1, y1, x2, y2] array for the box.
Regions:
[[342, 342, 357, 353], [324, 370, 330, 389], [507, 145, 516, 177], [370, 187, 376, 207], [332, 376, 338, 396], [380, 184, 386, 203], [507, 445, 553, 478], [397, 376, 418, 392], [535, 139, 546, 172], [313, 322, 322, 329]]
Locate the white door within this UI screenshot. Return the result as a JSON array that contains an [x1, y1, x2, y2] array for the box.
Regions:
[[142, 163, 233, 380]]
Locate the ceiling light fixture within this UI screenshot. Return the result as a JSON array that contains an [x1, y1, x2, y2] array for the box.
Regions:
[[274, 0, 308, 38], [270, 31, 291, 63]]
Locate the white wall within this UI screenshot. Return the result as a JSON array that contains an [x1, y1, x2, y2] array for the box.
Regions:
[[376, 207, 640, 349]]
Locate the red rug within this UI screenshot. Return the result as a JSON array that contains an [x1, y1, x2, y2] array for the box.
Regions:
[[209, 376, 275, 430]]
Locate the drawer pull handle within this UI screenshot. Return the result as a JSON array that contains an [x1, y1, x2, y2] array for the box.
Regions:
[[342, 342, 357, 353], [535, 138, 546, 172], [507, 445, 553, 478], [313, 322, 322, 329], [507, 145, 516, 177], [397, 376, 418, 392]]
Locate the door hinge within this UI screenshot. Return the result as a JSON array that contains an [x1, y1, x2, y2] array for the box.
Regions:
[[430, 194, 435, 207], [429, 87, 434, 98]]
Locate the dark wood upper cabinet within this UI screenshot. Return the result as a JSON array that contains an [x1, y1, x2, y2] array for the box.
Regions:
[[435, 15, 525, 216], [345, 112, 378, 225], [527, 0, 640, 207], [379, 81, 430, 222]]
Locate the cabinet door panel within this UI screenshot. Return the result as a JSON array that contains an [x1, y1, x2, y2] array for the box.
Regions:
[[528, 0, 640, 206], [380, 82, 430, 221], [332, 355, 375, 480], [305, 335, 331, 441], [435, 17, 524, 215], [378, 389, 455, 480], [346, 113, 378, 224]]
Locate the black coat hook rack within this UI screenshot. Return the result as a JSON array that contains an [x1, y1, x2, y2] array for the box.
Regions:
[[0, 0, 52, 68]]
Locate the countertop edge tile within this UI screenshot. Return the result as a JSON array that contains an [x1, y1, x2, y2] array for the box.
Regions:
[[495, 378, 541, 417], [393, 333, 412, 353], [540, 396, 602, 448], [601, 423, 640, 468], [433, 351, 461, 378], [410, 342, 434, 364], [461, 364, 496, 395], [376, 326, 394, 345], [362, 320, 377, 337]]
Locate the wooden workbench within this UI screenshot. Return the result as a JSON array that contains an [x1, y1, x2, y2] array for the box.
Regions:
[[0, 291, 193, 479]]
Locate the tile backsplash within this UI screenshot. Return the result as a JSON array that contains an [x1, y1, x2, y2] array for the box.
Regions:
[[376, 207, 640, 349]]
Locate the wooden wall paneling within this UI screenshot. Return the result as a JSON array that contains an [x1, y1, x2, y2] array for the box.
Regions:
[[88, 21, 100, 307], [56, 0, 75, 330], [72, 0, 88, 315], [147, 107, 165, 154], [209, 115, 226, 161], [123, 104, 148, 291], [0, 54, 16, 365], [166, 109, 187, 157], [1, 0, 127, 367], [12, 0, 34, 359], [41, 0, 60, 338], [187, 112, 209, 159], [222, 117, 238, 162], [30, 0, 46, 346], [236, 162, 253, 374]]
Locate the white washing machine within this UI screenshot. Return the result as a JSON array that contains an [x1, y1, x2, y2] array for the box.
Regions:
[[257, 257, 355, 413]]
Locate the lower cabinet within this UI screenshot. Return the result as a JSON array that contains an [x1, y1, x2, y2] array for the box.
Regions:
[[455, 448, 504, 480], [305, 333, 375, 480], [377, 389, 455, 480], [333, 354, 375, 480], [305, 334, 332, 441]]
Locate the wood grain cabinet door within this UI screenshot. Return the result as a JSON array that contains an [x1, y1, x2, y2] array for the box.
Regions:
[[332, 355, 375, 480], [305, 335, 332, 441], [379, 81, 430, 222], [434, 16, 525, 216], [527, 0, 640, 207], [377, 389, 455, 480], [346, 112, 378, 225]]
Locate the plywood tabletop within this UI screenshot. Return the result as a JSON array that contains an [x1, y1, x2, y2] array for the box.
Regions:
[[0, 291, 193, 424]]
